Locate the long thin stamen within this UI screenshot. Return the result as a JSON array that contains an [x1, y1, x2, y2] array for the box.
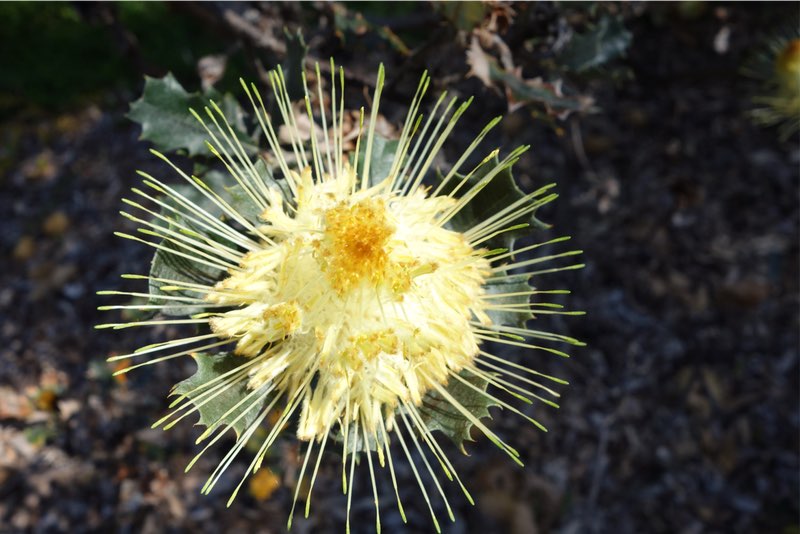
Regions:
[[208, 100, 274, 205], [402, 402, 474, 505], [362, 64, 385, 190], [303, 423, 331, 519], [479, 350, 569, 383], [316, 63, 335, 180], [301, 70, 325, 183], [121, 199, 245, 260], [400, 94, 458, 197], [433, 116, 502, 196], [203, 406, 270, 495], [345, 420, 359, 534], [148, 151, 276, 245], [378, 416, 406, 522], [472, 359, 561, 399], [122, 213, 242, 267], [288, 438, 315, 529], [396, 91, 448, 192], [423, 372, 522, 465], [114, 339, 232, 374], [362, 423, 382, 534], [438, 146, 530, 226], [106, 334, 220, 363], [187, 391, 282, 473], [464, 363, 559, 407], [491, 249, 584, 272], [388, 71, 430, 190], [466, 190, 558, 241], [193, 106, 269, 211], [393, 421, 442, 533], [448, 369, 548, 431], [242, 79, 299, 197], [129, 183, 258, 251], [271, 67, 308, 169], [397, 411, 455, 523], [407, 97, 474, 197]]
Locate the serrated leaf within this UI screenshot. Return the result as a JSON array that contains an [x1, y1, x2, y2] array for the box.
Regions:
[[223, 182, 263, 224], [281, 29, 309, 101], [128, 73, 257, 157], [483, 273, 533, 328], [197, 160, 294, 226], [416, 370, 499, 454], [173, 352, 268, 439], [439, 156, 549, 251], [467, 37, 595, 117], [351, 134, 400, 188], [149, 238, 225, 316], [332, 4, 410, 55], [492, 64, 595, 116], [253, 158, 295, 212], [560, 15, 632, 73]]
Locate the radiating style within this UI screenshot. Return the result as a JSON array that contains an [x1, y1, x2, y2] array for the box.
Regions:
[[99, 61, 583, 532]]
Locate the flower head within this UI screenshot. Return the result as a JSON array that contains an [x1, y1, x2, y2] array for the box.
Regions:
[[100, 62, 583, 532], [745, 30, 800, 140]]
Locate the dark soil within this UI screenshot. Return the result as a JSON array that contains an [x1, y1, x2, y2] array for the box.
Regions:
[[1, 3, 797, 534]]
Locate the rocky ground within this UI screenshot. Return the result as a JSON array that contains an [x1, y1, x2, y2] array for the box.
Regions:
[[0, 3, 797, 533]]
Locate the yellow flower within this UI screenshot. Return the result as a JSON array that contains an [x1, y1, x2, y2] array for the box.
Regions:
[[746, 32, 800, 140], [99, 62, 583, 533]]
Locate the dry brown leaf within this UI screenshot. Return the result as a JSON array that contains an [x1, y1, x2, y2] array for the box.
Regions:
[[277, 104, 398, 154], [466, 32, 595, 119], [466, 36, 494, 89], [198, 54, 228, 91]]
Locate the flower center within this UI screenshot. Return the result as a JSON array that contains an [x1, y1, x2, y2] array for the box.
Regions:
[[316, 198, 396, 294]]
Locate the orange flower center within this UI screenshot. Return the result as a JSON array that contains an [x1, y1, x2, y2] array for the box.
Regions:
[[316, 199, 395, 294]]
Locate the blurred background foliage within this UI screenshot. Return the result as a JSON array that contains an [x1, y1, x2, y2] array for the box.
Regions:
[[0, 2, 245, 112], [2, 1, 796, 136]]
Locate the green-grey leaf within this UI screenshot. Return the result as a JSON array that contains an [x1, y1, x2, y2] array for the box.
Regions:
[[253, 158, 295, 212], [281, 29, 309, 101], [439, 156, 550, 251], [148, 237, 225, 316], [128, 73, 257, 157], [560, 15, 632, 73], [332, 5, 410, 55], [416, 370, 499, 454], [484, 60, 594, 114], [223, 182, 263, 224], [172, 352, 267, 439], [198, 160, 293, 225], [351, 134, 400, 188], [483, 272, 534, 328]]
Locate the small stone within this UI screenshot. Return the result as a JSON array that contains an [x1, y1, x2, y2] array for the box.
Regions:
[[13, 236, 35, 261], [21, 149, 57, 181], [42, 211, 69, 237], [249, 467, 281, 501]]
